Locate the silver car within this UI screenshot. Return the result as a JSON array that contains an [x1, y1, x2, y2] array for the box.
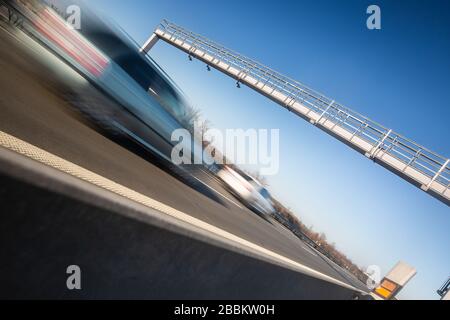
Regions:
[[217, 166, 275, 219], [5, 0, 198, 164]]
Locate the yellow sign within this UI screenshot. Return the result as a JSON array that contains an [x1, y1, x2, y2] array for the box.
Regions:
[[374, 278, 399, 299]]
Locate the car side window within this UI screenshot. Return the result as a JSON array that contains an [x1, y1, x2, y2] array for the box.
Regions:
[[260, 188, 270, 199]]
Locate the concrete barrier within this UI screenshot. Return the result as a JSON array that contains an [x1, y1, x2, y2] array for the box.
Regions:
[[0, 148, 366, 299]]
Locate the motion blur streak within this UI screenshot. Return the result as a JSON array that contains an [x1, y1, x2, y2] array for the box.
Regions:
[[33, 8, 108, 76]]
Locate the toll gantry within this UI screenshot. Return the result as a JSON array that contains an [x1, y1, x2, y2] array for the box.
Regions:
[[141, 20, 449, 206]]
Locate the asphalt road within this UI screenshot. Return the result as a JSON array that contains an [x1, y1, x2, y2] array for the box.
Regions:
[[0, 21, 368, 293]]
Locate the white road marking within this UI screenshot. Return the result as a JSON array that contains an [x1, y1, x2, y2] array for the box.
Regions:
[[301, 245, 318, 257], [192, 176, 243, 209], [0, 130, 363, 293]]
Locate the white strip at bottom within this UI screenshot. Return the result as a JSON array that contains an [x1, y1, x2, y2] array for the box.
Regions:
[[0, 130, 362, 293]]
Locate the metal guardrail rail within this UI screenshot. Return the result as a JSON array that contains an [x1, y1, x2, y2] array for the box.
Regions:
[[146, 20, 449, 206]]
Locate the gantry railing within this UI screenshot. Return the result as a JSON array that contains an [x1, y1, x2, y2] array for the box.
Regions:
[[145, 20, 449, 205]]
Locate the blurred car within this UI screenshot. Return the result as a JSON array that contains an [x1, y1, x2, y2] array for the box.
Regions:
[[2, 0, 203, 165], [217, 166, 275, 219]]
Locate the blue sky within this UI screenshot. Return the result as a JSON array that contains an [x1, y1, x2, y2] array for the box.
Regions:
[[89, 0, 449, 299]]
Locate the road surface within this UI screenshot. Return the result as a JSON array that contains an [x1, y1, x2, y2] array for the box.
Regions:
[[0, 21, 368, 295]]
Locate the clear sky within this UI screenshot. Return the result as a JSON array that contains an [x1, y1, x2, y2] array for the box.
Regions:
[[89, 0, 449, 299]]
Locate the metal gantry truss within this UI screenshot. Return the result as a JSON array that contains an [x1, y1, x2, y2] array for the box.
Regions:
[[438, 277, 450, 299], [142, 20, 449, 206]]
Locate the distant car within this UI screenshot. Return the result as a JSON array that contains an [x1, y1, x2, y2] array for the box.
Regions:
[[217, 166, 275, 219], [4, 0, 201, 165]]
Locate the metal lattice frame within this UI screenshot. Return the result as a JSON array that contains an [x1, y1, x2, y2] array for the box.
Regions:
[[148, 20, 449, 205]]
